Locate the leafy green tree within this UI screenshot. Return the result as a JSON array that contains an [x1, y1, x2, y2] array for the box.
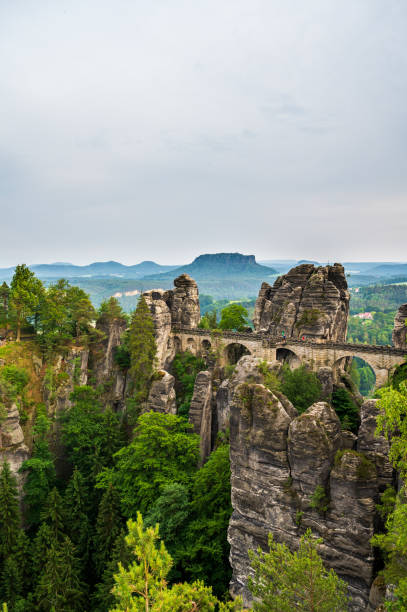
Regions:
[[172, 352, 206, 418], [110, 514, 244, 612], [66, 285, 96, 338], [145, 483, 190, 552], [93, 483, 123, 579], [0, 282, 10, 329], [0, 462, 21, 561], [371, 382, 407, 606], [36, 279, 96, 351], [281, 365, 322, 414], [9, 265, 44, 341], [145, 483, 190, 582], [248, 529, 348, 611], [184, 444, 233, 598], [20, 407, 56, 527], [218, 304, 248, 332], [376, 382, 407, 480], [99, 412, 199, 517], [128, 296, 157, 404], [199, 310, 217, 330], [0, 366, 29, 397]]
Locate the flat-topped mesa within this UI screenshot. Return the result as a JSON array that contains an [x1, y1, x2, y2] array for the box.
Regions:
[[143, 274, 200, 367], [392, 303, 407, 349], [254, 263, 350, 342]]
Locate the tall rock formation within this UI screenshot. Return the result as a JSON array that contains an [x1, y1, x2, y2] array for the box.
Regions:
[[227, 356, 392, 611], [143, 274, 200, 368], [167, 274, 200, 328], [189, 371, 213, 464], [93, 315, 127, 385], [253, 263, 349, 341], [392, 303, 407, 349]]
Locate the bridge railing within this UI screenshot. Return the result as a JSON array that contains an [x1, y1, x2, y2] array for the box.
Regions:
[[172, 327, 407, 357]]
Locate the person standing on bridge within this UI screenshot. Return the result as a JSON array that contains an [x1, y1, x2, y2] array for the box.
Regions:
[[282, 330, 286, 344]]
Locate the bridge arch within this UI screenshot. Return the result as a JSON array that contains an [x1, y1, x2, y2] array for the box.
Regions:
[[186, 336, 197, 354], [224, 342, 251, 365], [201, 339, 211, 352], [276, 347, 301, 369], [333, 355, 376, 395]]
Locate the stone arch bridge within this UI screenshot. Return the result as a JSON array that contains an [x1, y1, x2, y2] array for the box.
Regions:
[[172, 327, 406, 388]]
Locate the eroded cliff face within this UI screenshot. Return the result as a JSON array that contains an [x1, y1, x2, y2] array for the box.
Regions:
[[143, 274, 200, 368], [253, 263, 349, 341], [392, 303, 407, 349], [188, 370, 213, 464], [227, 359, 392, 611], [0, 401, 28, 490]]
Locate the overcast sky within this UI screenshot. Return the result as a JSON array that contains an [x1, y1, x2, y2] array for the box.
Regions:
[[1, 0, 406, 266]]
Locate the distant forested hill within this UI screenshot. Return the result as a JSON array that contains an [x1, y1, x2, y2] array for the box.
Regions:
[[350, 283, 407, 313], [144, 252, 277, 281]]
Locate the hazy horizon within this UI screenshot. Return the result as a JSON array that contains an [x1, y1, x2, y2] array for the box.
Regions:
[[1, 253, 407, 270], [1, 1, 406, 266]]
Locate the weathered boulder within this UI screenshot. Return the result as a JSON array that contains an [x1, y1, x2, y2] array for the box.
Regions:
[[392, 303, 407, 349], [357, 399, 393, 490], [0, 402, 29, 491], [146, 371, 176, 415], [216, 379, 230, 433], [189, 371, 213, 464], [254, 263, 349, 341], [367, 576, 386, 612], [288, 402, 342, 501], [228, 382, 294, 604], [0, 403, 24, 447], [317, 366, 334, 400], [326, 450, 378, 609]]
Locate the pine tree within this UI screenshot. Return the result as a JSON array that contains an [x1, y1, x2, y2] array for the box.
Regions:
[[0, 283, 9, 330], [128, 296, 157, 403], [97, 297, 126, 325], [39, 487, 65, 541], [35, 536, 84, 611], [92, 529, 131, 612], [0, 462, 21, 561], [93, 483, 123, 579], [20, 408, 56, 527], [9, 264, 44, 341], [64, 469, 92, 571], [0, 556, 22, 608], [248, 529, 348, 612]]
